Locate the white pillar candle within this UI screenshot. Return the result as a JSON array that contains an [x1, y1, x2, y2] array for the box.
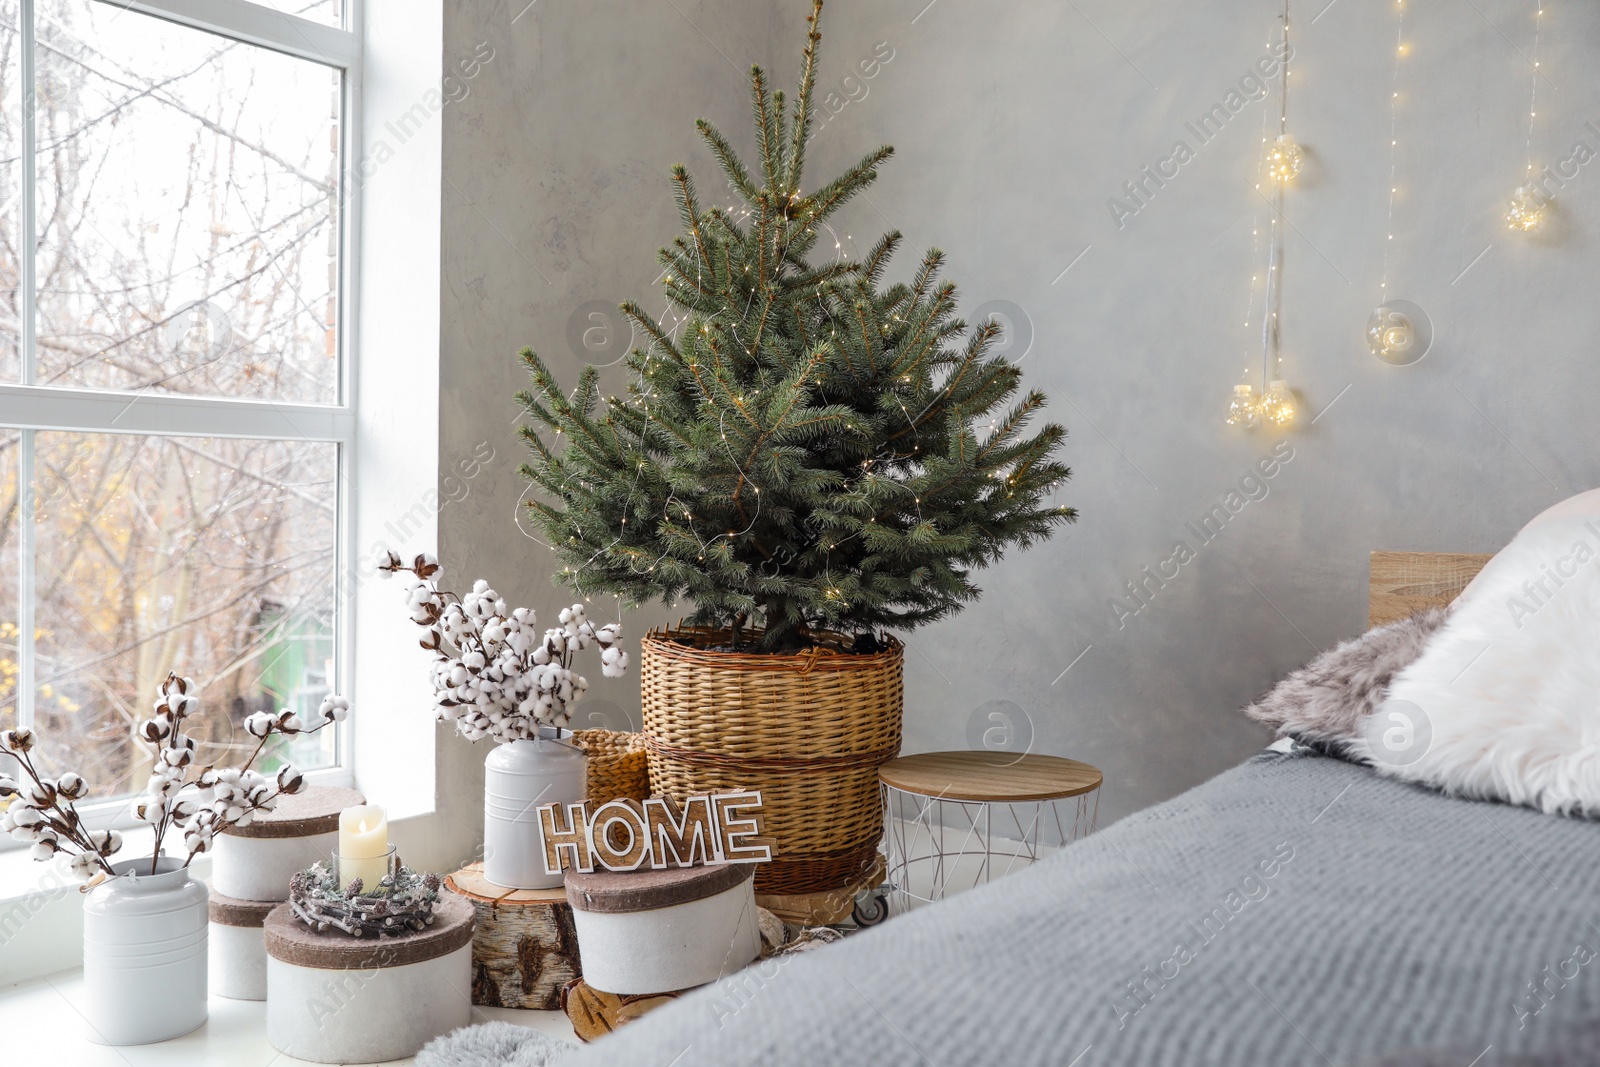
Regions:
[[338, 805, 389, 889]]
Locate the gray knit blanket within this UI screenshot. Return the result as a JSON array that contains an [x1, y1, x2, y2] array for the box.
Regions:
[[566, 749, 1600, 1066]]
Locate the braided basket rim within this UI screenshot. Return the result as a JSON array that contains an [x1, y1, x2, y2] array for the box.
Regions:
[[643, 624, 904, 673]]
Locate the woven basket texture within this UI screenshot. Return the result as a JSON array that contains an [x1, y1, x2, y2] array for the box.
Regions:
[[640, 625, 903, 894], [572, 729, 650, 810]]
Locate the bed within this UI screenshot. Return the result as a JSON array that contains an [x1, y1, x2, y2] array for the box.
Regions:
[[565, 555, 1600, 1066]]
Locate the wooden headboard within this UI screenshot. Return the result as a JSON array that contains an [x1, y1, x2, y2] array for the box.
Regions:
[[1369, 551, 1494, 627]]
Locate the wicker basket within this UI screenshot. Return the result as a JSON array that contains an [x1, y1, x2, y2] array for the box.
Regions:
[[641, 625, 904, 895], [572, 729, 650, 809]]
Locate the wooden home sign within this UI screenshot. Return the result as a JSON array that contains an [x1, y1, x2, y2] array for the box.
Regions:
[[538, 791, 772, 874]]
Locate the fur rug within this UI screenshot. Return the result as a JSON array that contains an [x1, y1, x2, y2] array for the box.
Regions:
[[1362, 509, 1600, 814], [414, 1021, 576, 1067], [1244, 607, 1448, 759]]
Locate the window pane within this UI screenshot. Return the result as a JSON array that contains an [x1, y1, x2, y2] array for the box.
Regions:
[[28, 432, 337, 798], [246, 1, 343, 29], [0, 3, 20, 383], [0, 430, 16, 732], [35, 2, 340, 403]]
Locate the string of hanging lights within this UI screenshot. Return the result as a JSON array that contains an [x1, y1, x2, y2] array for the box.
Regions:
[[1363, 0, 1422, 364], [1228, 0, 1297, 430]]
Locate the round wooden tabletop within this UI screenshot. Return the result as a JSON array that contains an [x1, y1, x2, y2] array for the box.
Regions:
[[878, 751, 1103, 802]]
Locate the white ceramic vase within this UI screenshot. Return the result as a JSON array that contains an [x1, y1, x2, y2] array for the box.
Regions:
[[483, 735, 587, 889], [82, 856, 209, 1045]]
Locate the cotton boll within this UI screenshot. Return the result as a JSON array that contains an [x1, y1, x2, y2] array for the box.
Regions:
[[56, 773, 86, 799], [0, 727, 35, 753], [133, 796, 165, 823], [70, 853, 100, 880]]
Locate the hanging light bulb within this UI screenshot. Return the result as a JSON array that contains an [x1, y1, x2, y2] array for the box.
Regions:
[[1505, 184, 1546, 232], [1265, 134, 1304, 182], [1226, 384, 1261, 429], [1365, 306, 1416, 362], [1259, 380, 1297, 426]]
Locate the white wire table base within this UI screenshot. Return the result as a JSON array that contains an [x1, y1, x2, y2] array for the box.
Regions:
[[880, 782, 1100, 913]]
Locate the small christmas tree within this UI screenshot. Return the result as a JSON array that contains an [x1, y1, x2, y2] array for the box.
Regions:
[[517, 0, 1074, 652]]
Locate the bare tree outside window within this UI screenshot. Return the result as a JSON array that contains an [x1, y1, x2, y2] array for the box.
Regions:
[[0, 1, 348, 807]]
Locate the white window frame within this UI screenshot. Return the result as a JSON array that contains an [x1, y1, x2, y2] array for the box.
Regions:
[[0, 0, 364, 840]]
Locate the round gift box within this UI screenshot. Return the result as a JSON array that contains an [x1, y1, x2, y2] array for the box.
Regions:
[[263, 892, 475, 1064], [208, 893, 277, 1001], [566, 864, 760, 995], [212, 785, 366, 902]]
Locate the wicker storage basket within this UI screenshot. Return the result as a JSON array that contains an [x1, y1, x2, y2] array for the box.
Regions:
[[641, 626, 903, 895], [572, 729, 650, 809]]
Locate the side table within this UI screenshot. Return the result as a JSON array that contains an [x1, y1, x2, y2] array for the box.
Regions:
[[877, 751, 1102, 914]]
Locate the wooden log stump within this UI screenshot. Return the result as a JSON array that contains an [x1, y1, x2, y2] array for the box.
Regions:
[[444, 862, 581, 1010]]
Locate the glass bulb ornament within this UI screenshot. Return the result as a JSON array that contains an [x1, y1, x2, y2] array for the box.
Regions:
[[1365, 306, 1416, 362], [1259, 380, 1297, 427], [1266, 134, 1304, 182], [1226, 384, 1261, 429], [1504, 185, 1546, 232]]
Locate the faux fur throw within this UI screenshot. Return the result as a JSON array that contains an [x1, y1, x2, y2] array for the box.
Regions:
[[1360, 507, 1600, 815], [415, 1021, 575, 1067], [1244, 608, 1448, 760]]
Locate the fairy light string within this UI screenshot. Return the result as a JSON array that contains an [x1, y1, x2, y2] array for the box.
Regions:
[[1506, 2, 1547, 231], [1364, 0, 1425, 362], [1230, 1, 1297, 429]]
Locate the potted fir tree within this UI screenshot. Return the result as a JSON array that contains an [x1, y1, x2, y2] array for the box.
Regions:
[[517, 0, 1073, 900]]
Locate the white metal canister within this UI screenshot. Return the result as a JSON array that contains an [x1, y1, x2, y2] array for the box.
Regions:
[[82, 856, 209, 1046], [483, 735, 587, 890]]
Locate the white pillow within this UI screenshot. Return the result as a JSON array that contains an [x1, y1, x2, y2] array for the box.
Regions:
[[1354, 497, 1600, 814]]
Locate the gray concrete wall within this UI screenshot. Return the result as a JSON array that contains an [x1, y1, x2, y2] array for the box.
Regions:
[[437, 0, 1600, 831]]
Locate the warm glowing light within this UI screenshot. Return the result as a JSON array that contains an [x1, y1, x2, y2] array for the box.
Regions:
[[1226, 384, 1262, 429], [1266, 134, 1304, 182], [1505, 185, 1546, 232], [1259, 380, 1297, 427], [1366, 307, 1416, 360]]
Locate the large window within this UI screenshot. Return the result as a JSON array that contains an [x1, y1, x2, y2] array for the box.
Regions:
[[0, 0, 358, 821]]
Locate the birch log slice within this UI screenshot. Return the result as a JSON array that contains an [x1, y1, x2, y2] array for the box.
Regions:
[[444, 862, 582, 1010]]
